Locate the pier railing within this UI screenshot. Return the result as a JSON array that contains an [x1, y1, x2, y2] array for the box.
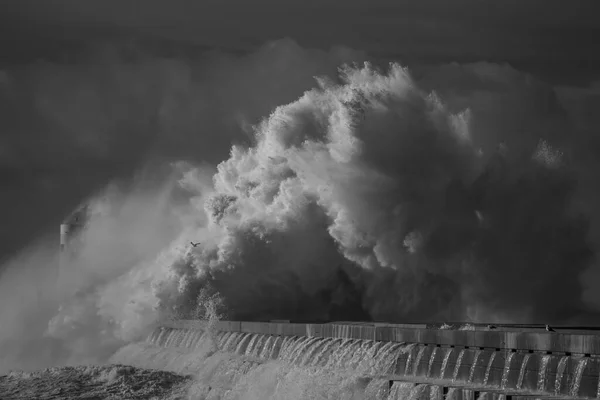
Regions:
[[163, 320, 600, 356]]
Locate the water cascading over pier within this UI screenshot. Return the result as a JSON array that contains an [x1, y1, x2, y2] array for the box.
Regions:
[[110, 320, 600, 400]]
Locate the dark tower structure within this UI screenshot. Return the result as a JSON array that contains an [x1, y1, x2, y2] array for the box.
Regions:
[[59, 204, 90, 270]]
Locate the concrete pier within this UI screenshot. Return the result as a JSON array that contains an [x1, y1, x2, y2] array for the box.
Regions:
[[151, 320, 600, 398], [163, 320, 600, 356]]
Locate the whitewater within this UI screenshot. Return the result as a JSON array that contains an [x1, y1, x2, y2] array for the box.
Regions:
[[0, 38, 597, 399], [0, 321, 445, 399]]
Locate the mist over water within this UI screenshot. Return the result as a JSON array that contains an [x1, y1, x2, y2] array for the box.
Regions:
[[0, 38, 599, 373]]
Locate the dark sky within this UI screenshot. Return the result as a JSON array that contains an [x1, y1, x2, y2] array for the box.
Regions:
[[2, 0, 599, 85], [0, 0, 598, 261]]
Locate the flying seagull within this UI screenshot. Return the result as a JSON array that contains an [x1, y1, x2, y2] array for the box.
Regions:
[[190, 241, 201, 247], [545, 324, 555, 332]]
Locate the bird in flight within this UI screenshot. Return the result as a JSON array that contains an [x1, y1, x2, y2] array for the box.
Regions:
[[190, 241, 201, 247]]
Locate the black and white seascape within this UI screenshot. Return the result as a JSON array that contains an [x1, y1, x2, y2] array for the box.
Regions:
[[0, 1, 599, 398]]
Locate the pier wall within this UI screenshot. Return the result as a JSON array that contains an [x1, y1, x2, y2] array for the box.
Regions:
[[165, 320, 600, 356], [153, 320, 600, 398]]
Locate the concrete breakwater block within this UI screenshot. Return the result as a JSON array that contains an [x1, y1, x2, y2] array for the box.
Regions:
[[150, 323, 600, 398]]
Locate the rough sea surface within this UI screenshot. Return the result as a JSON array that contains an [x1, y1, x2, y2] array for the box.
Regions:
[[0, 364, 191, 399]]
